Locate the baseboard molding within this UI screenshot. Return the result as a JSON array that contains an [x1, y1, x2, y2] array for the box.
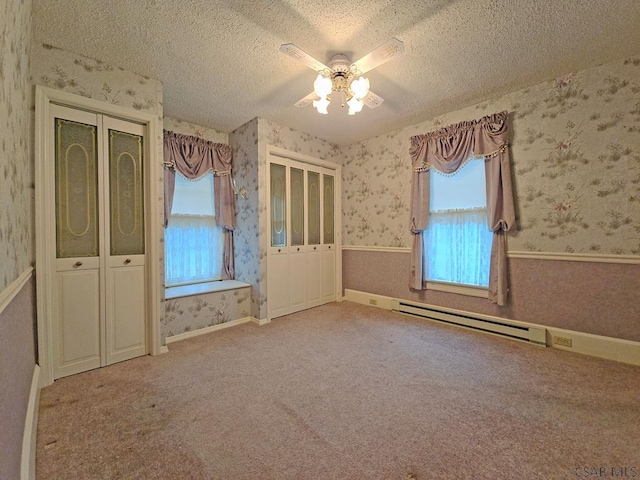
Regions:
[[160, 345, 169, 354], [0, 267, 34, 316], [21, 364, 40, 480], [344, 289, 640, 366], [165, 317, 252, 344], [251, 317, 271, 326]]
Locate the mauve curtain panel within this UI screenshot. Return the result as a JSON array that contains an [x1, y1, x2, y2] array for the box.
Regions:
[[409, 111, 516, 305], [163, 130, 236, 280]]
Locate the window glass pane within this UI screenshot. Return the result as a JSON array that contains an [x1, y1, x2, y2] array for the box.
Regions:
[[430, 159, 486, 211], [172, 174, 215, 215], [270, 163, 287, 247], [55, 118, 99, 258], [165, 172, 222, 286], [425, 158, 491, 287], [165, 215, 223, 285], [424, 209, 492, 287]]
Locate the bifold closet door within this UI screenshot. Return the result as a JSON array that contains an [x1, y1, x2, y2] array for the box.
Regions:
[[103, 118, 147, 365], [306, 168, 322, 308], [321, 172, 336, 304], [268, 161, 290, 319], [52, 107, 103, 378], [289, 163, 306, 313], [267, 156, 338, 320], [51, 105, 147, 379]]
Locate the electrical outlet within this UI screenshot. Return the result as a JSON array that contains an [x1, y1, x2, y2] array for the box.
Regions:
[[553, 336, 573, 348], [369, 299, 378, 306]]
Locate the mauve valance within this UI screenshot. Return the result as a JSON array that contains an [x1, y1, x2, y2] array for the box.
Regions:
[[410, 111, 509, 174], [163, 130, 236, 279], [408, 111, 516, 305], [163, 131, 232, 178]]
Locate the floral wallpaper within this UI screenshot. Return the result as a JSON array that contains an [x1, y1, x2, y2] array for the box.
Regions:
[[31, 43, 161, 114], [164, 288, 251, 338], [230, 118, 342, 320], [163, 117, 228, 144], [342, 55, 640, 256], [0, 0, 33, 291], [229, 118, 262, 319], [30, 42, 169, 336], [160, 118, 256, 338]]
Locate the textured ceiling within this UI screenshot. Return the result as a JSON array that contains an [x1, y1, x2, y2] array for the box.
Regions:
[[32, 0, 640, 144]]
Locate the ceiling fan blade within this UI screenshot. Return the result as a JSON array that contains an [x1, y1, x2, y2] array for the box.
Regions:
[[363, 91, 384, 109], [294, 91, 320, 108], [280, 43, 329, 72], [351, 38, 405, 74]]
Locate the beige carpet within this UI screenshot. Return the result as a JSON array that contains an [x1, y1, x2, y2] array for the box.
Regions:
[[36, 302, 640, 479]]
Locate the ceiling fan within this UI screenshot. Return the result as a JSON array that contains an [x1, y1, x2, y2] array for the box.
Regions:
[[279, 38, 404, 115]]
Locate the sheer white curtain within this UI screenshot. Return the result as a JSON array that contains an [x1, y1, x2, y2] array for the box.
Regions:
[[165, 214, 224, 285], [424, 208, 493, 287]]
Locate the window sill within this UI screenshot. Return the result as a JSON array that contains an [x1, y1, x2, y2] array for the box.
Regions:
[[425, 281, 488, 298], [165, 280, 251, 300]]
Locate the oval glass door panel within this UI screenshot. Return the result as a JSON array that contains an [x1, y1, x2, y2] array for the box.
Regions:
[[308, 171, 320, 245], [290, 167, 304, 246], [270, 163, 287, 247], [55, 118, 99, 258], [109, 130, 145, 256], [323, 174, 334, 244]]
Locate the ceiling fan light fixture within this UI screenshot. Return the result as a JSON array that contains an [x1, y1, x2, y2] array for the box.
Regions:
[[350, 76, 370, 100], [313, 96, 330, 114], [280, 38, 404, 116], [347, 96, 364, 115], [313, 74, 332, 98]]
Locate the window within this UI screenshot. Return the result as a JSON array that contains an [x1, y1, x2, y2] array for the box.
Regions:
[[164, 173, 223, 286], [424, 159, 493, 288]]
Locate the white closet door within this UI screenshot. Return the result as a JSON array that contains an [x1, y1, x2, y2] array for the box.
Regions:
[[288, 163, 306, 313], [50, 105, 148, 378], [321, 171, 336, 303], [103, 118, 147, 365], [51, 106, 103, 378], [306, 168, 322, 308], [266, 152, 340, 320], [268, 161, 290, 318]]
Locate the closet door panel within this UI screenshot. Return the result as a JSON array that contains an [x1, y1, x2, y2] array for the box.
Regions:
[[268, 251, 289, 318], [55, 262, 101, 378], [321, 249, 336, 303], [106, 264, 146, 364], [289, 248, 306, 313], [306, 246, 322, 308]]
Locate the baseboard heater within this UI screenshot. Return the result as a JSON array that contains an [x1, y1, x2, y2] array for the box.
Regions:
[[392, 300, 546, 345]]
